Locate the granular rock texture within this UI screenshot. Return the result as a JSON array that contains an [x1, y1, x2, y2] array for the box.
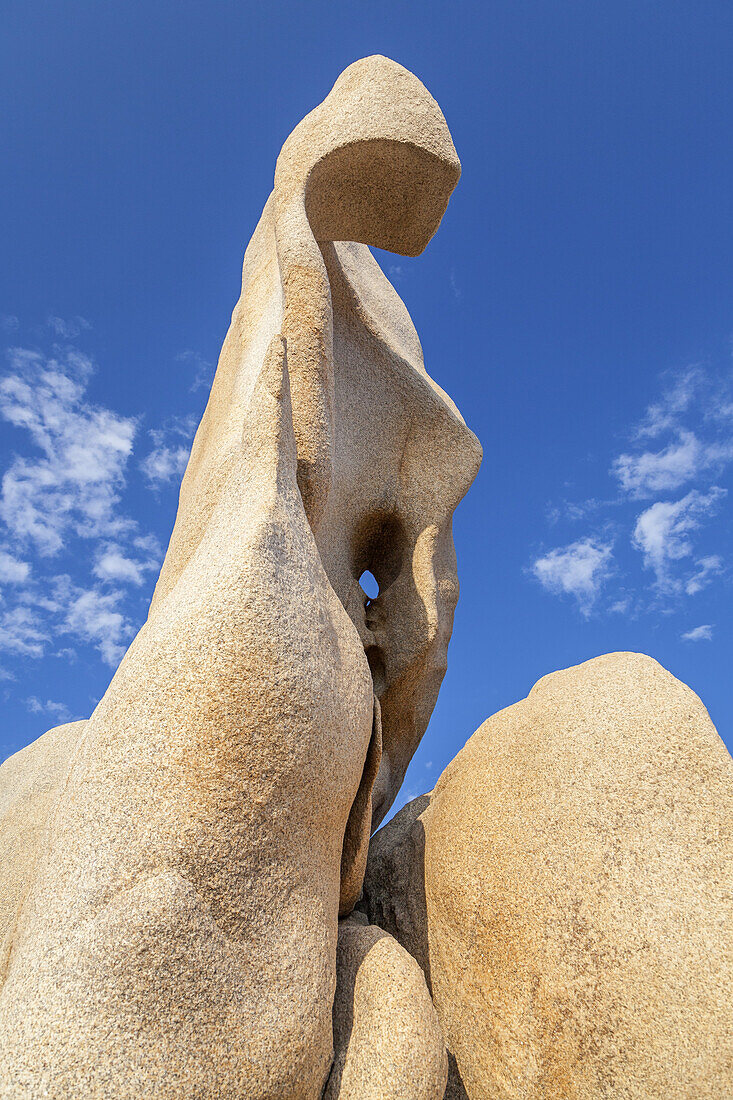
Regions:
[[151, 53, 481, 830], [326, 914, 447, 1099], [2, 51, 729, 1100], [363, 653, 733, 1100], [0, 722, 84, 952], [0, 338, 374, 1099], [0, 56, 479, 1099]]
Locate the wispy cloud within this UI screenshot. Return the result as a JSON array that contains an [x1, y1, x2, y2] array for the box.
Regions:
[[0, 569, 138, 668], [63, 584, 133, 667], [54, 646, 77, 661], [532, 537, 614, 616], [613, 429, 733, 497], [0, 606, 49, 658], [634, 366, 702, 439], [0, 326, 187, 684], [0, 549, 30, 584], [25, 695, 74, 722], [681, 624, 713, 642], [93, 537, 159, 587], [684, 554, 723, 595], [140, 416, 195, 488], [140, 445, 189, 486], [46, 315, 91, 340], [632, 487, 725, 592], [0, 347, 137, 554], [177, 350, 214, 394], [536, 361, 731, 626]]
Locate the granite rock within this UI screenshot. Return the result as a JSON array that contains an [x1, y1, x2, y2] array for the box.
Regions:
[[363, 653, 733, 1100], [0, 722, 85, 953], [326, 914, 447, 1099], [0, 56, 478, 1099]]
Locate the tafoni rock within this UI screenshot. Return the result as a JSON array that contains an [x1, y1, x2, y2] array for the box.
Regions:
[[0, 55, 478, 1099], [1, 55, 731, 1100], [362, 653, 733, 1099]]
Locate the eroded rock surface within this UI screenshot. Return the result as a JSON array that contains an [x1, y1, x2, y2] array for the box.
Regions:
[[326, 914, 447, 1100], [0, 721, 84, 951], [3, 49, 728, 1100], [363, 653, 733, 1100], [0, 56, 479, 1099]]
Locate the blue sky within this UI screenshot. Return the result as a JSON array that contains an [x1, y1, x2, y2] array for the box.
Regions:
[[1, 2, 731, 801]]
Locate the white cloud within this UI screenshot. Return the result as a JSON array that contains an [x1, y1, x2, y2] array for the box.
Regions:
[[0, 569, 137, 666], [681, 624, 713, 642], [0, 348, 137, 555], [632, 488, 725, 591], [0, 330, 175, 684], [0, 549, 30, 584], [0, 572, 135, 666], [685, 554, 723, 595], [140, 416, 195, 487], [63, 586, 133, 666], [93, 547, 145, 585], [0, 606, 49, 657], [132, 533, 162, 556], [93, 541, 159, 586], [176, 350, 214, 394], [148, 417, 197, 448], [532, 363, 731, 620], [613, 430, 733, 497], [47, 316, 91, 340], [532, 537, 613, 615], [635, 367, 702, 439], [25, 695, 73, 722], [140, 445, 189, 486]]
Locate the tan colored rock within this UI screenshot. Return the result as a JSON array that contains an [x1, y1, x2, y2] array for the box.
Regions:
[[326, 914, 447, 1099], [0, 722, 84, 952], [150, 53, 481, 830], [0, 56, 479, 1098], [363, 653, 733, 1100]]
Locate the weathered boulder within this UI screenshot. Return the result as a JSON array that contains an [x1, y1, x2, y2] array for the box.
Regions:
[[326, 914, 447, 1099], [150, 53, 481, 831], [1, 338, 375, 1099], [362, 653, 733, 1099], [0, 722, 84, 951], [0, 56, 479, 1099]]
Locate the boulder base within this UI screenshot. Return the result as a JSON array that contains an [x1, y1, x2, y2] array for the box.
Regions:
[[362, 653, 733, 1100], [327, 914, 447, 1099]]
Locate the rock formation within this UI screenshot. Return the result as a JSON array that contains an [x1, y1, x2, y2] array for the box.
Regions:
[[0, 722, 85, 952], [326, 914, 448, 1099], [0, 56, 478, 1099], [362, 653, 733, 1099], [1, 55, 731, 1100]]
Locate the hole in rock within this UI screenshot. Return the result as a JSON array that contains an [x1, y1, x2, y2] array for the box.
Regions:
[[359, 570, 380, 602]]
